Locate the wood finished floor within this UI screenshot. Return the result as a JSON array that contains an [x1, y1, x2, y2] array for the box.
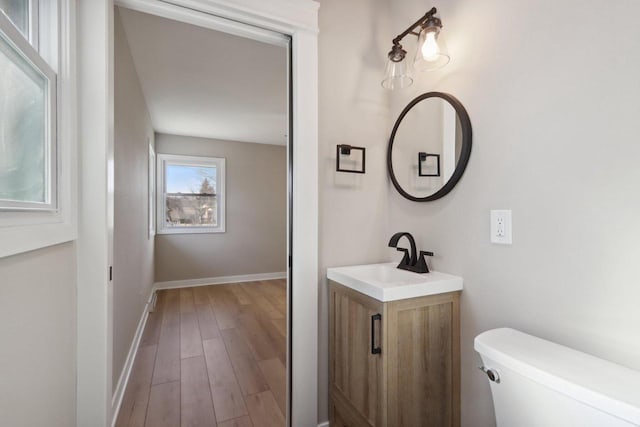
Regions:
[[116, 280, 287, 427]]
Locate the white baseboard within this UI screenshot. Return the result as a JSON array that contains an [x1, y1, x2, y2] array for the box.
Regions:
[[110, 289, 155, 427], [153, 271, 287, 291], [317, 422, 329, 427]]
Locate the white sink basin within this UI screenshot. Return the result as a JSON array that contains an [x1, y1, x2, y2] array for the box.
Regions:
[[327, 262, 463, 302]]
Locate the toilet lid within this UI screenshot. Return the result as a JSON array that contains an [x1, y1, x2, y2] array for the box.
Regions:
[[475, 328, 640, 425]]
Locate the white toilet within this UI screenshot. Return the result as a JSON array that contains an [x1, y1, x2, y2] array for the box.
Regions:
[[474, 328, 640, 426]]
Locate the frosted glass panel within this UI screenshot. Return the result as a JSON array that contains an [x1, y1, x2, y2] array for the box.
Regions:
[[0, 0, 29, 37], [0, 32, 48, 204]]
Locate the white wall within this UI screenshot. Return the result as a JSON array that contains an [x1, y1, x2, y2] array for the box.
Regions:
[[388, 0, 640, 425], [0, 243, 77, 427], [317, 0, 392, 421], [113, 9, 155, 389], [154, 133, 287, 282]]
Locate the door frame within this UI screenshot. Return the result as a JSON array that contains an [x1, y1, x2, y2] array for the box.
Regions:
[[76, 0, 319, 426]]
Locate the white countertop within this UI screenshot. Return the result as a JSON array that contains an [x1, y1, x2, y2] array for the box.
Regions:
[[327, 262, 463, 302]]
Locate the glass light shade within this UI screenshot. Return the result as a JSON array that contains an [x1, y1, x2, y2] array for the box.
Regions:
[[414, 26, 450, 71], [381, 57, 413, 90]]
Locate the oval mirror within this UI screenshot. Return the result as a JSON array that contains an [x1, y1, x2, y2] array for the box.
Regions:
[[387, 92, 472, 201]]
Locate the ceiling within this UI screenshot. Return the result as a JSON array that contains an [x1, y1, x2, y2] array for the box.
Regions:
[[118, 8, 288, 146]]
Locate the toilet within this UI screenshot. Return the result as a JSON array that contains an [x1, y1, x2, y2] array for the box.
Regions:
[[474, 328, 640, 426]]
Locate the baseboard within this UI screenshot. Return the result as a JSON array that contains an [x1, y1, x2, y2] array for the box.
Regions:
[[153, 271, 287, 291], [110, 288, 155, 427], [317, 422, 329, 427]]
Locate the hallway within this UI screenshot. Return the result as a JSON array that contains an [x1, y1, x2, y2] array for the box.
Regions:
[[116, 280, 287, 427]]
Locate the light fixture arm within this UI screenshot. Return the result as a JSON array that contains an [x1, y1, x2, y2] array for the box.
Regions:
[[391, 7, 437, 47]]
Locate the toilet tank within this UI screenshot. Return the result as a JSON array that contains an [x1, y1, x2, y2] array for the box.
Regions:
[[474, 328, 640, 427]]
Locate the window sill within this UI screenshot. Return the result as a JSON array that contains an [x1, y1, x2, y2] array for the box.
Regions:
[[157, 227, 225, 235], [0, 220, 77, 258]]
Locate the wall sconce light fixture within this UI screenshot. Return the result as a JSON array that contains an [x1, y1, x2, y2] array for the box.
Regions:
[[382, 7, 450, 90]]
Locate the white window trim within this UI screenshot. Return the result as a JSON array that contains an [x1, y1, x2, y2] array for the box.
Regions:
[[156, 153, 226, 234], [0, 0, 77, 258], [28, 0, 39, 50], [148, 142, 155, 239]]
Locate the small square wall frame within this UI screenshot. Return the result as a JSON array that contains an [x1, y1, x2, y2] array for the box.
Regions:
[[418, 152, 440, 177], [336, 144, 366, 174]]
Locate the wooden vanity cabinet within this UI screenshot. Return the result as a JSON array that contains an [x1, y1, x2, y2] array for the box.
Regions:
[[329, 280, 460, 427]]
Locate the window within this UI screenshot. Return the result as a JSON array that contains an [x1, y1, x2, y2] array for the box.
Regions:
[[0, 0, 30, 39], [0, 0, 76, 258], [157, 154, 226, 234], [0, 1, 56, 211]]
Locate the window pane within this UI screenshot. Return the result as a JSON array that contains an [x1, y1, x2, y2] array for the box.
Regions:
[[0, 0, 29, 37], [0, 32, 47, 204], [165, 164, 217, 227]]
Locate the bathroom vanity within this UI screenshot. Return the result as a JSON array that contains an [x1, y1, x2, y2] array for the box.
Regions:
[[327, 263, 463, 427]]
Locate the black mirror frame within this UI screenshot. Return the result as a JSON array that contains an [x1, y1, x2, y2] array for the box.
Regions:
[[387, 91, 472, 202]]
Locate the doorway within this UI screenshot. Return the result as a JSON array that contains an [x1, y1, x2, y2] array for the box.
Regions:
[[113, 4, 291, 426], [76, 1, 318, 425]]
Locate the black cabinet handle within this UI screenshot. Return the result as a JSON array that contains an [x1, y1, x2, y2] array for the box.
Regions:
[[371, 313, 382, 355]]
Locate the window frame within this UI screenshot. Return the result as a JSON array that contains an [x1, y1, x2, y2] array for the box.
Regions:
[[27, 0, 39, 50], [156, 153, 226, 235], [0, 0, 77, 258], [148, 142, 155, 238], [0, 9, 57, 212]]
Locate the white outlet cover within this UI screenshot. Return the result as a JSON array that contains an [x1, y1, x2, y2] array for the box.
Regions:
[[491, 210, 512, 245]]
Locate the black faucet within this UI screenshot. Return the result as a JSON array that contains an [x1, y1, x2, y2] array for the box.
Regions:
[[388, 232, 433, 274]]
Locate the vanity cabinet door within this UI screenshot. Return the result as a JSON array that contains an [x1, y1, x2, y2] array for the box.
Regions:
[[329, 282, 385, 427], [386, 292, 460, 427], [330, 402, 349, 427]]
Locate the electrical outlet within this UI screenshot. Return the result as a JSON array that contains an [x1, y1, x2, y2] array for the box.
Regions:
[[496, 216, 505, 237], [491, 210, 512, 244]]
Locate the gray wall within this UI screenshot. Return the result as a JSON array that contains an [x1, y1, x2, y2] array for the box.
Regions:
[[317, 0, 640, 424], [0, 243, 77, 426], [387, 0, 640, 426], [154, 133, 287, 282], [317, 0, 392, 420], [113, 9, 155, 389]]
